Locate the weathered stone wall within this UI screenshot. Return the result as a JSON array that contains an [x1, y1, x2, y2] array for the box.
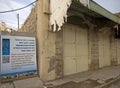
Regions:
[[55, 30, 63, 79], [111, 37, 120, 65], [88, 29, 99, 70], [36, 0, 56, 81], [18, 5, 37, 33]]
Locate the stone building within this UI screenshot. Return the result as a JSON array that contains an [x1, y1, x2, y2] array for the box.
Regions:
[[0, 22, 12, 32], [18, 5, 37, 33], [19, 0, 120, 81]]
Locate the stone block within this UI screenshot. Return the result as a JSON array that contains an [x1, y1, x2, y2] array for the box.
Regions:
[[0, 82, 14, 88], [14, 77, 44, 88]]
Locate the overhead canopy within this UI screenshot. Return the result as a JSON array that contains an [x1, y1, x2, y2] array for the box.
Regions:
[[49, 0, 120, 31]]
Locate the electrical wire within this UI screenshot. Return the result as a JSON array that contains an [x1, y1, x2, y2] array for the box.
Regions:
[[0, 0, 38, 13]]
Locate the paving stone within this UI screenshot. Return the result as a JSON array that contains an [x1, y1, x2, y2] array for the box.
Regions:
[[0, 82, 14, 88], [14, 77, 44, 88], [109, 84, 119, 88], [44, 65, 120, 87]]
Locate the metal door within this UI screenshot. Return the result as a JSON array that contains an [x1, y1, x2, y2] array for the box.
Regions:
[[98, 32, 111, 68], [63, 24, 88, 76]]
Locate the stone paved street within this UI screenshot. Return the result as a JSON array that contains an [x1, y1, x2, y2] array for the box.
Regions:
[[102, 80, 120, 88], [45, 65, 120, 88]]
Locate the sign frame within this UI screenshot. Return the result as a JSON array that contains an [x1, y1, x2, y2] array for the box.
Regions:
[[0, 35, 38, 82]]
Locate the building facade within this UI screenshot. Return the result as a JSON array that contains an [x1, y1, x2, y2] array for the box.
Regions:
[[18, 5, 37, 33], [0, 22, 12, 32], [19, 0, 120, 81]]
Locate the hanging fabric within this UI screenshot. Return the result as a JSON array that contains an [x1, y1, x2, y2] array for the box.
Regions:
[[50, 0, 72, 31], [49, 0, 89, 32]]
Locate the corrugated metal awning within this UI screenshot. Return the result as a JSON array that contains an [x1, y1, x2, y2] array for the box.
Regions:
[[49, 0, 120, 32]]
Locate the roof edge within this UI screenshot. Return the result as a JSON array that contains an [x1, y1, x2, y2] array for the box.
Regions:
[[89, 0, 120, 24]]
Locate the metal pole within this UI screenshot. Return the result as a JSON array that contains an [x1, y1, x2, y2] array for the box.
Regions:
[[17, 14, 19, 30]]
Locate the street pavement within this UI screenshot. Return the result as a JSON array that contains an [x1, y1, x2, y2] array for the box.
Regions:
[[44, 65, 120, 88]]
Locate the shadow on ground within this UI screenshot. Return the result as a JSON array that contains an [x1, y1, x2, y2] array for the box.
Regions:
[[52, 79, 100, 88]]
